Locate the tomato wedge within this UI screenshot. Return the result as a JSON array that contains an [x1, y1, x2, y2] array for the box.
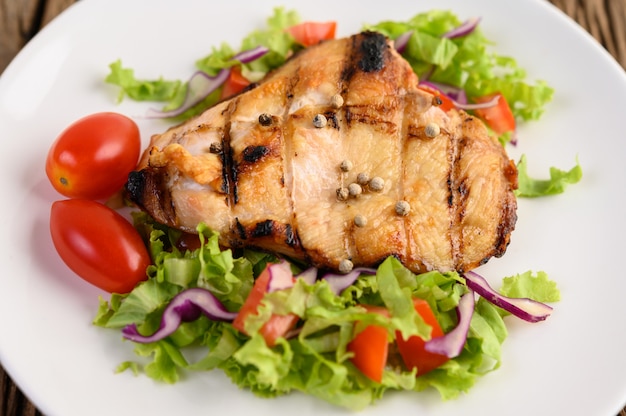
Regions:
[[348, 299, 449, 381], [287, 21, 337, 47], [473, 92, 516, 135], [220, 66, 251, 100], [347, 305, 389, 383], [232, 264, 299, 347], [348, 324, 388, 383], [418, 85, 456, 112], [395, 299, 449, 376]]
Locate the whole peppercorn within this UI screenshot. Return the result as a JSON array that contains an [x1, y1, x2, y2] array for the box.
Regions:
[[354, 215, 367, 227], [340, 159, 353, 172], [258, 113, 273, 126], [395, 200, 411, 216], [330, 94, 344, 108], [356, 172, 369, 185], [338, 259, 354, 273], [348, 183, 362, 197], [209, 142, 223, 154], [368, 177, 385, 192], [336, 187, 350, 201], [424, 122, 441, 138], [313, 114, 327, 128]]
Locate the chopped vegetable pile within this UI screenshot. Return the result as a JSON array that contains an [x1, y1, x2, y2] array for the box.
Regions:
[[94, 218, 560, 410], [91, 7, 578, 410]]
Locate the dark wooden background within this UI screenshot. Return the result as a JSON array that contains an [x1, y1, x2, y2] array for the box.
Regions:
[[1, 0, 625, 415]]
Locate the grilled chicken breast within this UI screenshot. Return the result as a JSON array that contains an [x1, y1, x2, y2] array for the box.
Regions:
[[126, 31, 518, 274]]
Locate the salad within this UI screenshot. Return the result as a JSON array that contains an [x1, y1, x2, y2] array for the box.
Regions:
[[47, 7, 580, 412]]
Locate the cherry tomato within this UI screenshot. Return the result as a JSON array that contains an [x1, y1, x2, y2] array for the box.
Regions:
[[220, 66, 251, 100], [50, 199, 151, 293], [45, 112, 141, 200], [287, 21, 337, 47], [473, 92, 516, 135]]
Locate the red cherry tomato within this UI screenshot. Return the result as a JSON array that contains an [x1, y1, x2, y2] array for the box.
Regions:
[[50, 199, 151, 293], [45, 112, 141, 200], [287, 21, 337, 47]]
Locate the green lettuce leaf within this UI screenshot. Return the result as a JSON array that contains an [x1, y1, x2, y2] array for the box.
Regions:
[[105, 59, 182, 103], [238, 7, 301, 76], [515, 154, 583, 197], [366, 10, 554, 124], [499, 270, 561, 302], [106, 7, 301, 116]]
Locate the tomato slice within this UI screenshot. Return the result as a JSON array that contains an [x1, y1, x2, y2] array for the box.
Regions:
[[473, 92, 516, 135], [418, 85, 456, 112], [220, 66, 251, 100], [232, 264, 299, 347], [287, 21, 337, 47], [347, 321, 389, 383], [348, 299, 449, 381], [395, 299, 449, 376], [348, 305, 389, 382]]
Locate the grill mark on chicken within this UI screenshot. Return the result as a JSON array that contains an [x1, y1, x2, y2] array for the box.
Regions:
[[340, 36, 359, 88], [237, 52, 302, 253], [453, 152, 471, 268], [234, 217, 246, 241], [324, 111, 340, 129], [251, 219, 274, 237], [273, 56, 304, 256], [447, 129, 463, 268], [223, 122, 237, 204], [127, 32, 518, 275], [337, 32, 362, 264]]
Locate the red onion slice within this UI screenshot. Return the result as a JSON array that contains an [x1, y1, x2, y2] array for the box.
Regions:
[[322, 267, 377, 295], [394, 30, 414, 54], [455, 94, 500, 110], [424, 290, 475, 358], [443, 17, 481, 39], [464, 271, 553, 323], [266, 261, 295, 293], [233, 45, 270, 63], [145, 69, 230, 119], [121, 288, 237, 343], [144, 46, 269, 119], [419, 80, 461, 97], [419, 81, 499, 110], [296, 267, 318, 285]]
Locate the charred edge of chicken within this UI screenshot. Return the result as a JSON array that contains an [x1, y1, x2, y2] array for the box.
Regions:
[[126, 169, 178, 227]]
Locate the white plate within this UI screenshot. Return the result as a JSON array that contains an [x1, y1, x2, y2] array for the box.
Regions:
[[1, 0, 625, 415]]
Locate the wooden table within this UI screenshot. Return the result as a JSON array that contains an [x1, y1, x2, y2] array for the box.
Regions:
[[1, 0, 625, 415]]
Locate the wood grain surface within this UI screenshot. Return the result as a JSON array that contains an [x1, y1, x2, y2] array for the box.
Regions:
[[1, 0, 625, 415]]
